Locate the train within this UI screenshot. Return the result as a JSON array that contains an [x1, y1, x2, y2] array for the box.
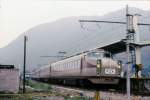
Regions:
[[32, 49, 123, 85]]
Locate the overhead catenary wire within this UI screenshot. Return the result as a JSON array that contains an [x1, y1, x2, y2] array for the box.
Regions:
[[80, 21, 102, 31], [79, 20, 150, 26]]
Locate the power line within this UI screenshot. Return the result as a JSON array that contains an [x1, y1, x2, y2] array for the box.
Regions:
[[40, 56, 67, 58]]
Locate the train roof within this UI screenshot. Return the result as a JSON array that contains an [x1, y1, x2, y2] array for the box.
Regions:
[[50, 49, 107, 65], [50, 39, 150, 65], [51, 54, 82, 65]]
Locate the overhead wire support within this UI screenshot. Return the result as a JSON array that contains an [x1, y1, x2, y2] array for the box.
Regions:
[[79, 20, 150, 26]]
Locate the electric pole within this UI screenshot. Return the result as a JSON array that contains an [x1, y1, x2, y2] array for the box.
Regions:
[[23, 35, 27, 93], [126, 5, 131, 100]]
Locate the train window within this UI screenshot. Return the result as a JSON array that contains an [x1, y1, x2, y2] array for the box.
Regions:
[[73, 61, 75, 69], [61, 64, 62, 71], [64, 63, 66, 70], [56, 66, 57, 71], [54, 66, 55, 71], [66, 63, 67, 68], [67, 62, 69, 69], [71, 61, 73, 68], [75, 61, 76, 68], [72, 62, 73, 68], [58, 66, 59, 71], [74, 61, 77, 68], [69, 62, 71, 68], [87, 52, 103, 59], [59, 64, 61, 71], [57, 64, 60, 71], [69, 62, 71, 69], [68, 62, 69, 69], [60, 64, 61, 71], [71, 62, 73, 68], [78, 60, 80, 68], [60, 63, 65, 71], [74, 61, 75, 68], [61, 64, 63, 71], [76, 61, 78, 68], [66, 63, 67, 69], [75, 61, 77, 68]]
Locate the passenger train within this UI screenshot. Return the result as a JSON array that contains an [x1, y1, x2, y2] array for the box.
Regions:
[[32, 49, 123, 85]]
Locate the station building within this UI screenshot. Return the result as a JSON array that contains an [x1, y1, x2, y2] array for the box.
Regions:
[[0, 65, 19, 93]]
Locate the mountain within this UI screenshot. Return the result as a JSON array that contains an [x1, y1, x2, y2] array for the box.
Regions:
[[0, 8, 150, 74]]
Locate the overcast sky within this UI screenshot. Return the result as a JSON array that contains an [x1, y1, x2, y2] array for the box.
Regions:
[[0, 0, 150, 48]]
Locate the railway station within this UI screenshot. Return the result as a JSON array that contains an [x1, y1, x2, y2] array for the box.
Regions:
[[0, 1, 150, 100]]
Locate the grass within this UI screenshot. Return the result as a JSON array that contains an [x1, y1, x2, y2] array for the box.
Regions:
[[64, 96, 89, 100], [0, 80, 90, 100], [0, 94, 32, 100], [27, 80, 52, 92]]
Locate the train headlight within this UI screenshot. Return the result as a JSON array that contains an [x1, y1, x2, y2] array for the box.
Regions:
[[97, 59, 101, 68], [96, 59, 102, 75], [117, 60, 122, 69], [118, 65, 121, 69], [97, 64, 100, 68]]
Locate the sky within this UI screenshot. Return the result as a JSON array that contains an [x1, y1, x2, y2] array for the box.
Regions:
[[0, 0, 150, 48]]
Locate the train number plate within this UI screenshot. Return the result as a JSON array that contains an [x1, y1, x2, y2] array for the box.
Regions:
[[105, 68, 116, 74]]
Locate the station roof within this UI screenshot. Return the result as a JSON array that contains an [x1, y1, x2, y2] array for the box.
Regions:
[[97, 40, 150, 54]]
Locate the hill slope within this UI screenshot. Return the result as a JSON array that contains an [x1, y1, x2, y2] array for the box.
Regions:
[[0, 8, 150, 73]]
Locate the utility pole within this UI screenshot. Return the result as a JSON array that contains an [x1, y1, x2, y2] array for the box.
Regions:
[[126, 5, 131, 100], [23, 35, 27, 93]]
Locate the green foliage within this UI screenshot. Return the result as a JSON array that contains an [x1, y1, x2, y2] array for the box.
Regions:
[[0, 94, 32, 100], [27, 80, 52, 92]]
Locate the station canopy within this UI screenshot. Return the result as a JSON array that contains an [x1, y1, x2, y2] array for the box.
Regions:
[[95, 40, 150, 55]]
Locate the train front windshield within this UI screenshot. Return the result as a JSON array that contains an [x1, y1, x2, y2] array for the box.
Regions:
[[87, 51, 111, 59], [104, 52, 111, 58]]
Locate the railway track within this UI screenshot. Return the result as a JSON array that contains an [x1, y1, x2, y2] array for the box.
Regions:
[[49, 84, 150, 100]]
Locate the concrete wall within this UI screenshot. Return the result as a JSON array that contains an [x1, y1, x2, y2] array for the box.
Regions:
[[0, 69, 19, 93]]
